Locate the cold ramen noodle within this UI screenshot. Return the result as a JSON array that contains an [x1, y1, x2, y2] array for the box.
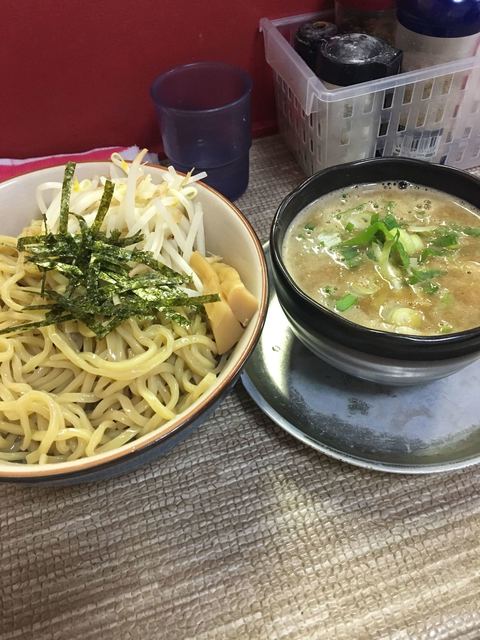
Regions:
[[0, 150, 257, 464], [283, 182, 480, 335]]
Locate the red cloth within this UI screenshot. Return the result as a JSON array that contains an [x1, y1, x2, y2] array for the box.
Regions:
[[0, 146, 130, 183]]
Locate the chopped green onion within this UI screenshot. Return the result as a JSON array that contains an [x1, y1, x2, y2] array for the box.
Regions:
[[439, 322, 454, 333], [335, 293, 358, 312], [383, 213, 399, 230], [342, 221, 389, 247], [407, 225, 438, 233], [393, 233, 410, 268], [316, 232, 341, 249], [407, 268, 445, 285], [338, 245, 362, 268], [396, 228, 424, 255], [385, 306, 423, 328], [421, 281, 440, 294], [419, 247, 445, 263], [432, 232, 458, 248], [351, 281, 380, 296], [378, 236, 403, 290], [462, 227, 480, 237]]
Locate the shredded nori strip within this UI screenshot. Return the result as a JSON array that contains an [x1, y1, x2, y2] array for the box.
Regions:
[[59, 162, 76, 235], [91, 179, 114, 234], [1, 163, 219, 338]]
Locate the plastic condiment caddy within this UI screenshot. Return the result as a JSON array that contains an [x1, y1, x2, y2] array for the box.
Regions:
[[260, 12, 480, 174]]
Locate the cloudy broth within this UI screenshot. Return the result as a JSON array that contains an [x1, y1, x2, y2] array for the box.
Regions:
[[283, 182, 480, 335]]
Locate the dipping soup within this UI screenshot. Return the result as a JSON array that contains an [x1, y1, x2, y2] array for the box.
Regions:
[[282, 182, 480, 335]]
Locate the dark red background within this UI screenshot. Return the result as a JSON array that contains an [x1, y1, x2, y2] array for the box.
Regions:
[[0, 1, 326, 158]]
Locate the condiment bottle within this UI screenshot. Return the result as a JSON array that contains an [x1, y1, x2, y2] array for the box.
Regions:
[[396, 0, 480, 71], [294, 20, 338, 70], [315, 34, 402, 165], [393, 0, 480, 162], [316, 33, 402, 88], [335, 0, 397, 45]]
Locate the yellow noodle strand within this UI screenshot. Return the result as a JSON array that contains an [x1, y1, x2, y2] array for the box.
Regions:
[[0, 230, 222, 463]]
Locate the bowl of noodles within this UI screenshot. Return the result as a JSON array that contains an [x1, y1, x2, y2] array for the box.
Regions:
[[0, 150, 267, 484]]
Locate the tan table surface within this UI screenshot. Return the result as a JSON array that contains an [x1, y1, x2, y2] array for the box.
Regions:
[[1, 136, 479, 640]]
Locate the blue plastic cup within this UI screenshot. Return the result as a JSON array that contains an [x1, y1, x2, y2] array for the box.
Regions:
[[151, 62, 252, 201]]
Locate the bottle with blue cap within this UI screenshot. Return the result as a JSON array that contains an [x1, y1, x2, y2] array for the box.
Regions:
[[396, 0, 480, 71], [315, 33, 402, 164]]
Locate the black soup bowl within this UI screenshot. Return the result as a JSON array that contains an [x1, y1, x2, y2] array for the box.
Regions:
[[270, 158, 480, 386]]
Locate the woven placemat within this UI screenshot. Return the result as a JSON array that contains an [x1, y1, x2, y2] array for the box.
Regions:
[[1, 136, 479, 640]]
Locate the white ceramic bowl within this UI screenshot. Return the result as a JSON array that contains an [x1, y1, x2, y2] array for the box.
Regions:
[[0, 163, 268, 484]]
